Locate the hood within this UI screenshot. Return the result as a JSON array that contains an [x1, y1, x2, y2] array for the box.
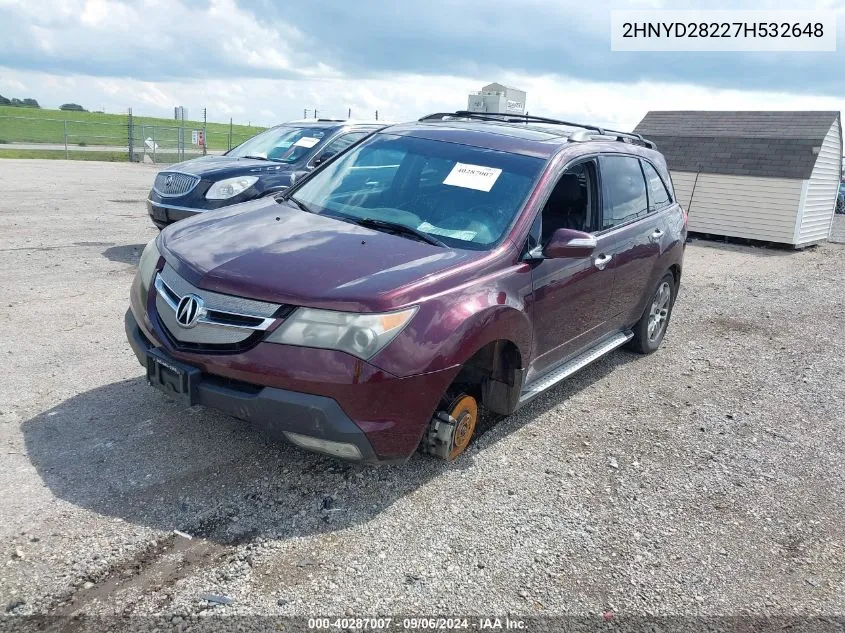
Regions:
[[159, 198, 486, 312], [167, 155, 297, 180]]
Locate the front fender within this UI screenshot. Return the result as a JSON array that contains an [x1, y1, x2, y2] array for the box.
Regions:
[[439, 303, 532, 370], [371, 281, 533, 378]]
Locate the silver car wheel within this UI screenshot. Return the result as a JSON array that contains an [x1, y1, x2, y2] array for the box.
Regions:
[[647, 281, 671, 342]]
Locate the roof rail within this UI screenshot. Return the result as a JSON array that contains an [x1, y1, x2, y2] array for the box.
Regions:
[[419, 111, 656, 149], [568, 129, 658, 150]]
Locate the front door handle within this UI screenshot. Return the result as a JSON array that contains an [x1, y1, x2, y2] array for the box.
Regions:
[[594, 254, 612, 270], [649, 228, 665, 242]]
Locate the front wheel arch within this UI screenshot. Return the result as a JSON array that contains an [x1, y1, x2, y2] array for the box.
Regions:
[[448, 338, 526, 416]]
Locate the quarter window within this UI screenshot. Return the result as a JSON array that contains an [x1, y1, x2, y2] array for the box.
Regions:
[[641, 161, 671, 210], [599, 155, 649, 230]]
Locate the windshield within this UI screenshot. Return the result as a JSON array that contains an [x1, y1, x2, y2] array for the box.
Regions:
[[289, 133, 544, 250], [228, 126, 330, 162]]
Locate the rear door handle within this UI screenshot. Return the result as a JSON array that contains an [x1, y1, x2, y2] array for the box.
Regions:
[[594, 254, 612, 270], [649, 228, 665, 242]]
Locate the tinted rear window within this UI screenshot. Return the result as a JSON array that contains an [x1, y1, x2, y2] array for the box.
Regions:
[[600, 155, 649, 229]]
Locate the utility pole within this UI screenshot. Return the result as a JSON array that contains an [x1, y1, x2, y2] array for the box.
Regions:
[[348, 107, 351, 119], [304, 108, 308, 119], [202, 107, 207, 156], [178, 106, 185, 161], [314, 109, 318, 119], [375, 110, 378, 121], [127, 107, 134, 162]]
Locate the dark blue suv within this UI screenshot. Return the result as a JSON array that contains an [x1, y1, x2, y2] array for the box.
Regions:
[[146, 119, 385, 228]]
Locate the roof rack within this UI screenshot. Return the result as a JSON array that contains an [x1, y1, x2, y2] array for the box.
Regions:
[[285, 118, 348, 124], [419, 111, 656, 149]]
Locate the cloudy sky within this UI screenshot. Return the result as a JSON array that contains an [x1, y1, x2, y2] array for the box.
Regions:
[[1, 0, 844, 130]]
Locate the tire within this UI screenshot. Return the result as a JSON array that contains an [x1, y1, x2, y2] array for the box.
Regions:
[[627, 273, 676, 354]]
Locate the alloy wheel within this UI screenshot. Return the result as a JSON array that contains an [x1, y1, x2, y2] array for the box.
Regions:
[[647, 281, 672, 342]]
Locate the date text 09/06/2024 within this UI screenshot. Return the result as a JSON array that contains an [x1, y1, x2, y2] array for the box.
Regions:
[[306, 617, 528, 629]]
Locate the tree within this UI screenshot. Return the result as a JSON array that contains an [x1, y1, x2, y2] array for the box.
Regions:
[[9, 97, 40, 108], [0, 94, 9, 106], [60, 103, 85, 112]]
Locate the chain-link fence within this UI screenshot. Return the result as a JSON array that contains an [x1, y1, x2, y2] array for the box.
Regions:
[[130, 120, 204, 164], [0, 110, 262, 164]]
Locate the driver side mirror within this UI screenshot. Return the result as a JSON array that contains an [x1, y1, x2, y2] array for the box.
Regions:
[[311, 150, 337, 168], [542, 228, 597, 259]]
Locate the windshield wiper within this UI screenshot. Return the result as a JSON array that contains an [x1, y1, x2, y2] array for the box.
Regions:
[[284, 195, 314, 214], [242, 155, 282, 162], [352, 217, 447, 248]]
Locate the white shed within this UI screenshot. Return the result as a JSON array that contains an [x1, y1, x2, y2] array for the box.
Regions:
[[633, 111, 842, 247]]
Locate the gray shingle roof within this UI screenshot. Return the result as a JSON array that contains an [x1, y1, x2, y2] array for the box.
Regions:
[[633, 111, 840, 179]]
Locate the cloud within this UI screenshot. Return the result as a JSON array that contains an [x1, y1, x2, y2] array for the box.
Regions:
[[4, 65, 845, 133], [240, 0, 845, 96], [1, 0, 844, 96], [0, 0, 329, 80], [0, 0, 844, 129]]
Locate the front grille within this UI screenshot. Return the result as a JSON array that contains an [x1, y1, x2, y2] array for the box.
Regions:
[[153, 172, 200, 197], [153, 264, 291, 352]]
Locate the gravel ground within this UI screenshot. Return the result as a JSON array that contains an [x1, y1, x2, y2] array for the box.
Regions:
[[0, 160, 844, 626]]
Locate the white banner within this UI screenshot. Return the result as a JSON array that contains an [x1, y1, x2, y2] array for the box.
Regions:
[[611, 10, 836, 52]]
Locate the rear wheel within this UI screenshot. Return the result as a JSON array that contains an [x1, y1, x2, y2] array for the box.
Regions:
[[422, 392, 479, 460], [627, 273, 676, 354]]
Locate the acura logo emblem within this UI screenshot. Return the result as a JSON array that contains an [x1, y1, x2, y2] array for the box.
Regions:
[[175, 294, 203, 328]]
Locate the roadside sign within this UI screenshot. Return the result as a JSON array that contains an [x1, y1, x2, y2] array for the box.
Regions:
[[191, 130, 198, 145]]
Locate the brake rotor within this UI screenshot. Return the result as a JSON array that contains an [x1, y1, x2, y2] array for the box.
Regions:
[[445, 394, 478, 460]]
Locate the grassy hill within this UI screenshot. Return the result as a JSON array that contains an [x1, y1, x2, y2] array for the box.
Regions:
[[0, 106, 265, 152]]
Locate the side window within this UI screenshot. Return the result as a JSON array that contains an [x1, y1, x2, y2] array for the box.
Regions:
[[599, 155, 649, 230], [539, 161, 597, 243], [641, 160, 671, 211], [310, 132, 367, 165]]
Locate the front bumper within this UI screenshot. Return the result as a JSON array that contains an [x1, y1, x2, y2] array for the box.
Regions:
[[125, 309, 458, 462], [147, 199, 204, 228]]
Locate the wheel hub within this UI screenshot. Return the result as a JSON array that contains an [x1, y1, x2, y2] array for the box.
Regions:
[[424, 393, 478, 460]]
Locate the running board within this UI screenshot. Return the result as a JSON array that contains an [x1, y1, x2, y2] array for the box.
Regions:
[[518, 331, 633, 407]]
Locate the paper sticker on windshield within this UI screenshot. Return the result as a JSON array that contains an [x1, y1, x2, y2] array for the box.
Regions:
[[294, 136, 321, 148], [443, 163, 502, 192], [418, 221, 477, 242]]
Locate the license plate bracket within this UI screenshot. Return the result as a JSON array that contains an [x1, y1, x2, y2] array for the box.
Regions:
[[146, 349, 200, 406]]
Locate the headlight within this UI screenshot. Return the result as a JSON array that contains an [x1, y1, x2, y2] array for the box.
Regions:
[[137, 237, 161, 293], [205, 176, 259, 200], [265, 307, 417, 360]]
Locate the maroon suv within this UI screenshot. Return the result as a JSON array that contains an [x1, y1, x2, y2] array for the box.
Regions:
[[125, 111, 686, 463]]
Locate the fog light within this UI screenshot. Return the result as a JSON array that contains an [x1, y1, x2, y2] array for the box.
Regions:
[[284, 432, 363, 460]]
